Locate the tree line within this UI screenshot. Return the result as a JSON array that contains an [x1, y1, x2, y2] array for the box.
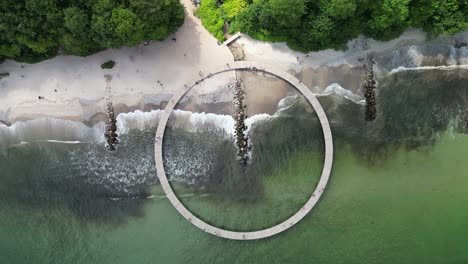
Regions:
[[198, 0, 468, 51], [0, 0, 185, 63]]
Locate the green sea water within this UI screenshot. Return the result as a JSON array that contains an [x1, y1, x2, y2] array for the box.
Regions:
[[1, 132, 467, 264], [1, 65, 466, 263], [171, 150, 322, 231]]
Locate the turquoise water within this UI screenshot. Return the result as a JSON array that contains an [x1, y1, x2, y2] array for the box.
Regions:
[[0, 68, 467, 263], [0, 133, 467, 263]]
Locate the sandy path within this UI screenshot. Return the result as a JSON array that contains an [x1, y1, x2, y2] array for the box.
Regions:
[[0, 0, 233, 123]]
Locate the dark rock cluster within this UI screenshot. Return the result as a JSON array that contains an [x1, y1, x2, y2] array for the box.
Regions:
[[104, 75, 119, 151], [229, 79, 250, 166], [362, 56, 377, 121]]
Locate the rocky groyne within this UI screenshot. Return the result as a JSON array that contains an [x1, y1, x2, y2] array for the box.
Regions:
[[104, 75, 119, 150], [362, 56, 377, 121], [229, 79, 250, 166]]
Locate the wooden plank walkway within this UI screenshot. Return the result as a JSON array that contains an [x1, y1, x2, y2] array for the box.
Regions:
[[155, 61, 333, 240], [222, 32, 242, 46]]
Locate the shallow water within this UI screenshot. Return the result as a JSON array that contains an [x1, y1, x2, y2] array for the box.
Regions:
[[0, 65, 467, 263], [0, 133, 466, 264]]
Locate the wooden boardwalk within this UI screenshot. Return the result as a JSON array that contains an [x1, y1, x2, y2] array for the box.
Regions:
[[222, 32, 242, 46], [155, 61, 333, 240]]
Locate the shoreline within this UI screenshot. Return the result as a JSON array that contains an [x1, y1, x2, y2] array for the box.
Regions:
[[0, 4, 467, 126], [0, 0, 234, 125]]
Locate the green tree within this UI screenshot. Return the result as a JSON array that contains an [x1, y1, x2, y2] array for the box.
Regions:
[[408, 0, 436, 28], [0, 0, 22, 59], [368, 0, 411, 39], [268, 0, 306, 28], [224, 0, 467, 53], [91, 0, 116, 48], [129, 0, 184, 40], [230, 3, 262, 34], [63, 7, 97, 55], [64, 7, 88, 35], [0, 43, 21, 59], [427, 0, 466, 35], [302, 15, 336, 50], [197, 0, 225, 41], [16, 0, 63, 55], [326, 0, 357, 20], [222, 0, 248, 21], [111, 8, 145, 47], [0, 0, 184, 62]]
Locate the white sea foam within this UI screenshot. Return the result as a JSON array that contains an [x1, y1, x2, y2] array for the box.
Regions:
[[381, 44, 468, 72], [390, 64, 468, 74], [2, 91, 350, 149], [16, 140, 85, 145], [116, 110, 163, 134], [318, 83, 365, 105], [0, 118, 105, 147], [407, 45, 424, 66], [172, 110, 235, 135]]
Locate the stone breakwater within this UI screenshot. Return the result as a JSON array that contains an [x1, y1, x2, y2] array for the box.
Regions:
[[229, 79, 250, 166], [104, 75, 119, 151], [362, 57, 377, 121]]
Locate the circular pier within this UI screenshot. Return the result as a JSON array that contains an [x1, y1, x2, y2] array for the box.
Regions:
[[155, 61, 333, 240]]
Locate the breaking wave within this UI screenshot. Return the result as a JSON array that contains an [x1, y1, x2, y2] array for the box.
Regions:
[[0, 106, 280, 149], [317, 83, 365, 105], [377, 44, 468, 72]]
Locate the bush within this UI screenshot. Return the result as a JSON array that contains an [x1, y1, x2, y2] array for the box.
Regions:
[[205, 0, 468, 52], [101, 60, 116, 69], [0, 0, 185, 63], [196, 0, 226, 42], [221, 0, 248, 22]]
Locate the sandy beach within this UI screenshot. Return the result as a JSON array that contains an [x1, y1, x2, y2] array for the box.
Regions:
[[236, 30, 428, 72], [0, 0, 233, 123], [1, 0, 467, 125]]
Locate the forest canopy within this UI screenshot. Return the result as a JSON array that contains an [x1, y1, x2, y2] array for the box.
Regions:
[[0, 0, 185, 63], [198, 0, 468, 51]]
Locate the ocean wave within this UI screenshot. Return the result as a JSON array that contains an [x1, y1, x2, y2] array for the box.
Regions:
[[0, 91, 320, 150], [390, 64, 468, 74], [378, 44, 468, 72], [0, 118, 105, 147], [117, 108, 276, 137], [116, 110, 163, 135], [0, 108, 279, 148], [317, 83, 365, 105], [11, 140, 87, 147]]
